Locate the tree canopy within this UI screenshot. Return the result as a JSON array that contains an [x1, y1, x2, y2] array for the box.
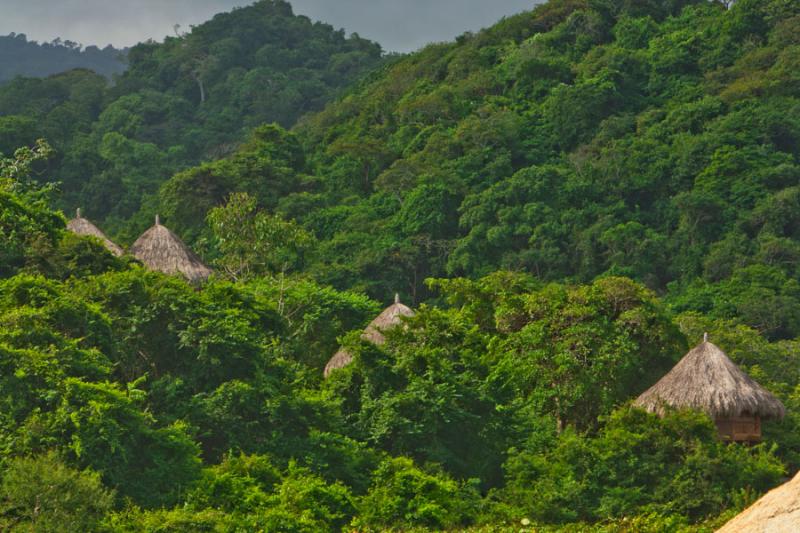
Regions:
[[0, 0, 798, 530]]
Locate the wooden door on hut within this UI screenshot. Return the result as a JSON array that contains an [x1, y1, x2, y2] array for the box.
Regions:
[[715, 415, 761, 442]]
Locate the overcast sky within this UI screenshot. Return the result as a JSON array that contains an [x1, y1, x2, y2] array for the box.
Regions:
[[0, 0, 538, 53]]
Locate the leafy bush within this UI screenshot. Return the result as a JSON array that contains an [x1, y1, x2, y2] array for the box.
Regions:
[[0, 453, 114, 532], [497, 407, 784, 523], [355, 457, 480, 531]]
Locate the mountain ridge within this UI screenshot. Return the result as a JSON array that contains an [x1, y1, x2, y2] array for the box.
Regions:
[[0, 32, 127, 82]]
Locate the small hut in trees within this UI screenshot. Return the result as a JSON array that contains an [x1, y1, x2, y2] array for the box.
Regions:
[[324, 294, 414, 378], [66, 208, 124, 256], [717, 470, 800, 532], [324, 348, 355, 379], [634, 334, 785, 442], [130, 215, 212, 283]]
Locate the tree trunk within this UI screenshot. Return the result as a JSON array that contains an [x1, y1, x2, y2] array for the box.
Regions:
[[191, 71, 206, 103], [197, 77, 206, 103]]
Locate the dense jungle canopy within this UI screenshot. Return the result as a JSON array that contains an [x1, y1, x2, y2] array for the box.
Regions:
[[0, 0, 799, 530]]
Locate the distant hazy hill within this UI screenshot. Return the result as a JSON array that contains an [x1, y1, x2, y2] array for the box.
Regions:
[[0, 33, 126, 82]]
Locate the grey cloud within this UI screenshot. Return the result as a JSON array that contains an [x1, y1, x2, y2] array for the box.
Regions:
[[0, 0, 538, 52], [0, 0, 243, 48], [289, 0, 537, 52]]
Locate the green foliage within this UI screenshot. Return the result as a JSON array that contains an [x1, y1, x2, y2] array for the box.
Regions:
[[491, 276, 684, 430], [669, 265, 800, 340], [187, 453, 280, 514], [183, 457, 362, 532], [42, 231, 128, 280], [0, 452, 114, 532], [326, 274, 682, 492], [327, 300, 503, 484], [257, 462, 356, 532], [1, 0, 799, 530], [245, 276, 379, 364], [0, 140, 64, 278], [206, 191, 313, 280], [105, 507, 234, 532], [54, 379, 202, 508], [496, 407, 784, 524], [159, 123, 307, 240], [355, 457, 479, 531]]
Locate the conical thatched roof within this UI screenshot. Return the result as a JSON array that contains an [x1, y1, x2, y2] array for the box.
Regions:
[[362, 293, 415, 345], [323, 349, 354, 379], [634, 335, 785, 420], [324, 294, 415, 378], [130, 215, 212, 283], [66, 208, 124, 256], [717, 472, 800, 532]]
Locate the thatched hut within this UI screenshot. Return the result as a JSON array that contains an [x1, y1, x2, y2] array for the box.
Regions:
[[66, 208, 124, 256], [324, 349, 354, 379], [634, 334, 785, 442], [717, 471, 800, 532], [130, 215, 212, 283], [324, 294, 414, 378]]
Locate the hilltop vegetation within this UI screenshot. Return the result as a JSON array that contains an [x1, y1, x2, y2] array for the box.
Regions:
[[0, 0, 799, 531], [0, 33, 125, 83], [0, 0, 383, 239], [162, 0, 800, 343]]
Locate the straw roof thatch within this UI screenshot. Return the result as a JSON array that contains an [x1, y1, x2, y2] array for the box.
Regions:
[[323, 349, 354, 379], [717, 472, 800, 532], [634, 335, 785, 420], [66, 208, 124, 256], [130, 215, 212, 283], [362, 293, 415, 345], [324, 294, 415, 378]]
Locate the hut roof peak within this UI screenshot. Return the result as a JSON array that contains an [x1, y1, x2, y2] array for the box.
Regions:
[[361, 296, 415, 345], [66, 208, 124, 257], [130, 219, 212, 283], [324, 295, 415, 377], [634, 339, 785, 420]]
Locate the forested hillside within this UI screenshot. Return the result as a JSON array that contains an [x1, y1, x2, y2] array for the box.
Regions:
[[0, 0, 383, 240], [1, 0, 799, 531], [1, 141, 796, 531], [0, 33, 126, 82], [163, 0, 800, 343]]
